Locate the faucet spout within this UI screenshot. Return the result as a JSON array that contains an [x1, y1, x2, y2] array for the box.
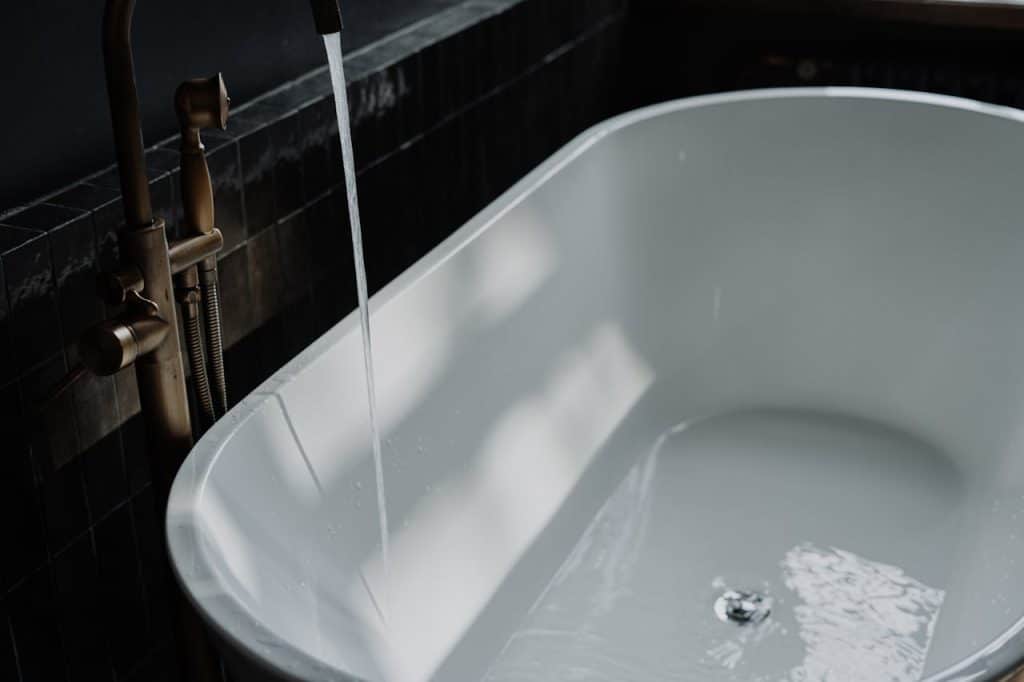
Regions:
[[309, 0, 342, 35], [102, 0, 152, 229]]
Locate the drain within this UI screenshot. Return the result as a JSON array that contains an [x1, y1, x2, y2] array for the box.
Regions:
[[714, 589, 772, 625]]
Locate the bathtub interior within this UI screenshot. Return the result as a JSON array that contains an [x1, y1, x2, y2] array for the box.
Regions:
[[173, 91, 1024, 681]]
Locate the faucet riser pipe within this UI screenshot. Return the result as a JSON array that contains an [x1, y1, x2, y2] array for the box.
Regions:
[[102, 0, 153, 229], [119, 222, 192, 489]]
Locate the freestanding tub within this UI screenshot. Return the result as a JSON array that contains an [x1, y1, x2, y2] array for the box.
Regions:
[[168, 88, 1024, 681]]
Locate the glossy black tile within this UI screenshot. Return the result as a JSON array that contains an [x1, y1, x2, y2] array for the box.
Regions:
[[20, 353, 80, 473], [142, 146, 184, 241], [262, 76, 329, 116], [359, 146, 424, 292], [110, 370, 139, 433], [2, 203, 86, 234], [417, 116, 462, 241], [49, 211, 102, 347], [271, 114, 306, 218], [0, 228, 61, 376], [53, 532, 111, 682], [148, 173, 177, 239], [218, 246, 254, 349], [131, 487, 174, 648], [0, 381, 46, 594], [306, 192, 353, 289], [414, 4, 494, 129], [80, 430, 127, 522], [94, 504, 148, 677], [0, 258, 11, 386], [8, 568, 68, 682], [122, 639, 181, 682], [39, 456, 90, 555], [277, 211, 314, 305], [298, 97, 335, 201], [237, 124, 276, 234], [67, 349, 119, 452], [347, 59, 417, 167], [224, 322, 271, 403], [88, 166, 122, 192], [207, 142, 247, 251], [247, 226, 285, 327], [120, 414, 150, 497], [0, 603, 17, 682], [49, 183, 122, 274], [280, 294, 322, 358], [86, 189, 124, 274]]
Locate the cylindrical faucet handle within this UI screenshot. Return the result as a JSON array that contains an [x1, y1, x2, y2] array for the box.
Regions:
[[175, 73, 229, 131], [79, 314, 170, 376]]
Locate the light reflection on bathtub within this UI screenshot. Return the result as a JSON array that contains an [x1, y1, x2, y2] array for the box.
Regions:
[[269, 206, 561, 493], [358, 323, 655, 681]]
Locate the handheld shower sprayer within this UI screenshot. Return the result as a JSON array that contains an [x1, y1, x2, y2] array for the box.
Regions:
[[175, 73, 231, 426]]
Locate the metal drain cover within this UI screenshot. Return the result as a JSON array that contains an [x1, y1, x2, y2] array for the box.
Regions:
[[714, 589, 772, 625]]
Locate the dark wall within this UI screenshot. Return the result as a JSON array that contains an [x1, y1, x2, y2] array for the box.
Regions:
[[0, 0, 462, 213], [625, 0, 1024, 109]]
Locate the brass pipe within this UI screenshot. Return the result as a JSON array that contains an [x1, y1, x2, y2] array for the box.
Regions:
[[102, 0, 152, 229], [168, 230, 223, 275], [117, 221, 192, 483]]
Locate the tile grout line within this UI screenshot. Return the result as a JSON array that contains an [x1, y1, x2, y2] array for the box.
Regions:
[[7, 616, 21, 682]]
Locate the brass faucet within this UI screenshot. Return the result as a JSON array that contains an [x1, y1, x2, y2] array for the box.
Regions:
[[75, 0, 343, 678], [80, 0, 342, 480]]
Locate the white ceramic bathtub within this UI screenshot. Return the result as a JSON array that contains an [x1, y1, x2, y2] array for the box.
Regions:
[[168, 88, 1024, 682]]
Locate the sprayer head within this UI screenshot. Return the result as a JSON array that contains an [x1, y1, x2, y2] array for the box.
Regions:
[[174, 73, 230, 131], [310, 0, 342, 35]]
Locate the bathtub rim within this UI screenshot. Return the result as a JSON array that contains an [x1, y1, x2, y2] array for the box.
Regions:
[[166, 86, 1024, 682]]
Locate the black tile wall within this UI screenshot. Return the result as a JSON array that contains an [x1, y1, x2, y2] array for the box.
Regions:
[[0, 227, 62, 377], [53, 532, 111, 681], [1, 608, 18, 682], [8, 569, 66, 681], [1, 0, 629, 679], [625, 2, 1024, 111]]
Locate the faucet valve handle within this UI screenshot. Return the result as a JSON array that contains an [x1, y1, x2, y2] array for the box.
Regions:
[[175, 73, 230, 131], [78, 313, 170, 376], [98, 265, 144, 305]]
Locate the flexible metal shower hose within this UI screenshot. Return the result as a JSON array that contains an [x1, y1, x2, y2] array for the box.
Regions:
[[200, 269, 228, 416], [184, 307, 216, 429]]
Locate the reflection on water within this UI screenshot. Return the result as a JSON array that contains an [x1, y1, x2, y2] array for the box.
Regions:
[[781, 543, 944, 681], [706, 543, 945, 682]]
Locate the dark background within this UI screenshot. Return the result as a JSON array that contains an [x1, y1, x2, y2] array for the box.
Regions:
[[0, 0, 462, 212]]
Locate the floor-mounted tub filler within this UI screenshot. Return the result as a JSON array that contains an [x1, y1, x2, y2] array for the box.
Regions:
[[167, 88, 1024, 681]]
